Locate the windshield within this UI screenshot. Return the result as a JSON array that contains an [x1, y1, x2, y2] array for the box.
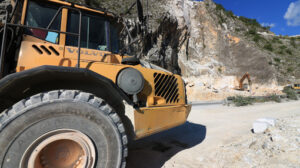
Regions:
[[25, 0, 61, 43], [24, 0, 120, 52]]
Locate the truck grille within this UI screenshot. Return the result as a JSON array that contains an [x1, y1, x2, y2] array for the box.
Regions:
[[154, 73, 179, 103]]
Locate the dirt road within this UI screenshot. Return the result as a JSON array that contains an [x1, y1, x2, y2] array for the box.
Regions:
[[127, 101, 300, 168]]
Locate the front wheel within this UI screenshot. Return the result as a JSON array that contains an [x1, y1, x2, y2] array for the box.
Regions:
[[0, 90, 127, 168]]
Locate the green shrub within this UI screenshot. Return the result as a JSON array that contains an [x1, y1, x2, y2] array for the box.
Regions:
[[232, 96, 255, 106], [279, 45, 287, 50], [283, 86, 298, 100], [253, 35, 262, 42], [218, 67, 222, 73], [239, 16, 261, 28], [268, 95, 281, 103], [215, 3, 235, 18], [226, 10, 235, 18], [218, 15, 226, 25], [231, 95, 282, 106], [278, 45, 287, 55], [262, 26, 271, 31], [274, 57, 281, 63], [287, 67, 294, 73], [256, 95, 281, 103], [278, 50, 284, 55], [272, 37, 282, 44], [249, 29, 256, 35], [286, 49, 292, 55], [290, 37, 296, 47], [264, 43, 273, 51], [215, 3, 236, 24], [216, 3, 225, 11], [245, 29, 264, 42]]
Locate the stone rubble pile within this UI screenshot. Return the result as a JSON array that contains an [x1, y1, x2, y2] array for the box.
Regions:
[[252, 117, 276, 134], [212, 116, 300, 167]]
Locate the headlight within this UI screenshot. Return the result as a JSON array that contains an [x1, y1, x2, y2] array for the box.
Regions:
[[117, 68, 145, 95]]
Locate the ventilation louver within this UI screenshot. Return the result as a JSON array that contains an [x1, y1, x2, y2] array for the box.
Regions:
[[153, 73, 180, 103]]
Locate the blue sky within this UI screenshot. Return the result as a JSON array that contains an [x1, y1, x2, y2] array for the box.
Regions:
[[197, 0, 300, 36]]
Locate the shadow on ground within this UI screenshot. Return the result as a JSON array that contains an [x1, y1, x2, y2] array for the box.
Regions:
[[126, 122, 206, 168]]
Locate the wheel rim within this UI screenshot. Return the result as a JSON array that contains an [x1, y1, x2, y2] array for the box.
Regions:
[[20, 129, 96, 168]]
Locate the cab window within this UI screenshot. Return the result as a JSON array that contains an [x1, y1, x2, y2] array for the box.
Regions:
[[110, 23, 120, 53], [66, 11, 107, 51], [25, 0, 61, 43]]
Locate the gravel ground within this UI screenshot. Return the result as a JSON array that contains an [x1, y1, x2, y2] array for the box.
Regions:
[[210, 116, 300, 168], [127, 101, 300, 168]]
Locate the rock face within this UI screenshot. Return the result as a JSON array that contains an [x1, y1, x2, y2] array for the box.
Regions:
[[141, 0, 299, 101], [0, 0, 11, 23], [135, 0, 290, 100], [164, 0, 276, 83]]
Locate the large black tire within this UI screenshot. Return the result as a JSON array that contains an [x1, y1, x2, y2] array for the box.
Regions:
[[0, 90, 128, 168]]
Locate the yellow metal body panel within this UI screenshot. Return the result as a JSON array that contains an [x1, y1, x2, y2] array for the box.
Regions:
[[59, 8, 68, 46], [134, 104, 191, 139], [14, 0, 191, 138], [20, 0, 28, 24], [16, 39, 187, 107]]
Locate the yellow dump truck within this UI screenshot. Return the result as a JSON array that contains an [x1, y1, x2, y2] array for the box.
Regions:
[[292, 84, 300, 93], [0, 0, 191, 167]]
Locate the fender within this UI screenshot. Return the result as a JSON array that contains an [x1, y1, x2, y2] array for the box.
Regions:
[[0, 65, 133, 112]]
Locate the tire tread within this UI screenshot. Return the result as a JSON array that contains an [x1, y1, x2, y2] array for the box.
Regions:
[[0, 90, 128, 168]]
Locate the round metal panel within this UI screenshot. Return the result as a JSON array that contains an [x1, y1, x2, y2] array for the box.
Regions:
[[117, 68, 145, 95]]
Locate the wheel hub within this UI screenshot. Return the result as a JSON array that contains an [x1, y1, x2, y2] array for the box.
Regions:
[[20, 129, 96, 168]]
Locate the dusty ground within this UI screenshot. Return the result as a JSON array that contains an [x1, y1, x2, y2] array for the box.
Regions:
[[127, 101, 300, 168]]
